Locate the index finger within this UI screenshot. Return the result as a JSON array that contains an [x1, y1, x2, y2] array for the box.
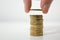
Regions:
[[23, 0, 32, 13]]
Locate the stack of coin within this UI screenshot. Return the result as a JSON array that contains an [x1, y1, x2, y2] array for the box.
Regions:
[[30, 15, 43, 36]]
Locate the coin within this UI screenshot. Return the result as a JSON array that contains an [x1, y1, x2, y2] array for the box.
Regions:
[[30, 15, 43, 36], [30, 15, 43, 19]]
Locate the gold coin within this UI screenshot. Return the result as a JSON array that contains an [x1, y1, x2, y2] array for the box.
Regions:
[[30, 15, 43, 36], [30, 15, 43, 19]]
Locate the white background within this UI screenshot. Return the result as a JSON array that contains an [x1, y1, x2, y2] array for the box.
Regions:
[[0, 0, 60, 40], [0, 0, 60, 22]]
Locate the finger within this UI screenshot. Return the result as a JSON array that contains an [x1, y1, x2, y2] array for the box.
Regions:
[[41, 0, 46, 8], [46, 0, 53, 5], [42, 4, 49, 14], [42, 0, 53, 13], [23, 0, 32, 13]]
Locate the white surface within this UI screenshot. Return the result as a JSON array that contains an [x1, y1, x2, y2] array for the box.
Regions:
[[0, 21, 60, 40]]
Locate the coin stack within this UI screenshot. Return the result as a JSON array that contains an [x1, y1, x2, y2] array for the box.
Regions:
[[30, 15, 43, 36]]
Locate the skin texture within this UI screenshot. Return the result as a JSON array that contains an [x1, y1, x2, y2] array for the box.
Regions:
[[23, 0, 53, 14]]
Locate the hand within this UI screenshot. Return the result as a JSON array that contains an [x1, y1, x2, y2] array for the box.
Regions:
[[23, 0, 53, 14]]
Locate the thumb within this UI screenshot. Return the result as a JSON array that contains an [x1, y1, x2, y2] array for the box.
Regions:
[[42, 4, 50, 14], [41, 0, 53, 14]]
